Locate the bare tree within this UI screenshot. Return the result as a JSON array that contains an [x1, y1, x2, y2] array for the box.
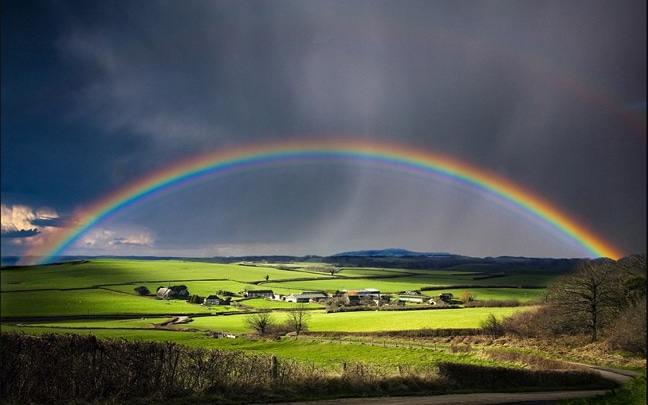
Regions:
[[286, 303, 310, 335], [244, 311, 275, 335], [546, 260, 621, 342]]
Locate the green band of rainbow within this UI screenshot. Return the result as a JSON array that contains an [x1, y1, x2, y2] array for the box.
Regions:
[[32, 139, 622, 263]]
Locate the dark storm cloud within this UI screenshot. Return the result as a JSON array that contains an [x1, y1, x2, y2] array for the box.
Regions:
[[29, 217, 77, 228], [1, 1, 645, 258], [1, 229, 41, 238]]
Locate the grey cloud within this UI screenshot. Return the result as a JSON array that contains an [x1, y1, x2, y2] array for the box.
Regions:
[[2, 1, 644, 258], [1, 229, 41, 238], [62, 1, 645, 256], [30, 217, 77, 228], [110, 237, 143, 246]]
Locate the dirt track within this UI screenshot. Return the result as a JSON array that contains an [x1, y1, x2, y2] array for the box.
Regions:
[[254, 390, 610, 405]]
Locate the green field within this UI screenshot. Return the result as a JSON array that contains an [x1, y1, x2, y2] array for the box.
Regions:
[[1, 258, 546, 336], [4, 259, 642, 404]]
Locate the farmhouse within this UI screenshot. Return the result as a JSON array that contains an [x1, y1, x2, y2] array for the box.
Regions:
[[358, 288, 380, 298], [243, 289, 274, 298], [343, 288, 380, 298], [285, 294, 310, 303], [398, 296, 424, 303], [156, 285, 190, 300], [285, 292, 328, 303], [343, 289, 388, 305], [344, 291, 362, 305], [203, 295, 221, 305], [299, 291, 329, 301], [398, 295, 436, 304]]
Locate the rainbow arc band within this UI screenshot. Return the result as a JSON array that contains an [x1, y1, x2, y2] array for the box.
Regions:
[[32, 139, 623, 263]]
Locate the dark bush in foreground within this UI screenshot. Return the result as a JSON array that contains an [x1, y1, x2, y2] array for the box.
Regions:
[[0, 332, 445, 404], [1, 332, 615, 404], [436, 362, 613, 390]]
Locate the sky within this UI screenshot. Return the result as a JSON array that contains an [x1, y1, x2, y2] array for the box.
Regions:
[[1, 0, 645, 260]]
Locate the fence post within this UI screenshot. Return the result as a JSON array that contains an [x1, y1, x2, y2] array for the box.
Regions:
[[271, 355, 278, 381]]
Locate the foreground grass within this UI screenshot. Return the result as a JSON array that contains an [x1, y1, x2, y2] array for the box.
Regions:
[[1, 331, 614, 405]]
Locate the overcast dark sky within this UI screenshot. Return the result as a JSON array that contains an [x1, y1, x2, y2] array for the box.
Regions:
[[2, 0, 645, 259]]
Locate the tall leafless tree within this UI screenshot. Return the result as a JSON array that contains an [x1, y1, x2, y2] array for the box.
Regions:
[[546, 259, 621, 342], [286, 303, 310, 335]]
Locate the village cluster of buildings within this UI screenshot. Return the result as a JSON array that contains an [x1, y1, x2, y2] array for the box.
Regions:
[[157, 285, 454, 307], [229, 288, 452, 306]]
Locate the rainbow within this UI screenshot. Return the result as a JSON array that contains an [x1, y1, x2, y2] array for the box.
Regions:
[[32, 139, 622, 263]]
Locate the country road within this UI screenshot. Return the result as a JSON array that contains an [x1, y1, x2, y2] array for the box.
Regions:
[[254, 390, 609, 405], [254, 365, 641, 405]]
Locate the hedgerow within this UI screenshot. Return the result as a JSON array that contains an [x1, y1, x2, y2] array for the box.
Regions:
[[1, 332, 610, 404]]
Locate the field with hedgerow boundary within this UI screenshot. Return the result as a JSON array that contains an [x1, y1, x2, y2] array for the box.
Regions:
[[1, 257, 645, 404]]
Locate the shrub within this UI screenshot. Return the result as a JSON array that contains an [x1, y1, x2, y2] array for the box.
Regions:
[[436, 362, 609, 389], [188, 294, 203, 304], [134, 286, 150, 296], [605, 299, 646, 355], [480, 313, 504, 339]]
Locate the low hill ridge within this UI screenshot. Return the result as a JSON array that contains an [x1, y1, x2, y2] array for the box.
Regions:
[[331, 248, 461, 257]]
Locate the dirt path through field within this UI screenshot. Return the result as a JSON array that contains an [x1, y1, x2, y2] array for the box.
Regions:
[[254, 390, 610, 405]]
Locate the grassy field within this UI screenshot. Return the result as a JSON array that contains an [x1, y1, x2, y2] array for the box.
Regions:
[[1, 258, 543, 334], [4, 306, 526, 335], [0, 289, 215, 317], [2, 258, 643, 405]]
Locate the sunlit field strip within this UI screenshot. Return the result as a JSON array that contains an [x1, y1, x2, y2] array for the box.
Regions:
[[186, 307, 528, 332], [334, 267, 433, 276], [436, 288, 545, 302], [14, 307, 531, 334], [304, 307, 527, 331], [0, 259, 313, 291], [88, 259, 297, 282], [476, 274, 556, 286], [0, 289, 213, 317]]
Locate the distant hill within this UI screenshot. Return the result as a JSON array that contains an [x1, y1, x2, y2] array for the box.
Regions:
[[324, 250, 583, 272], [331, 248, 464, 258]]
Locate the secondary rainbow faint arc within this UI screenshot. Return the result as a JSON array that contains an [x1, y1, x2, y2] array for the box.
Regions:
[[33, 139, 623, 263]]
